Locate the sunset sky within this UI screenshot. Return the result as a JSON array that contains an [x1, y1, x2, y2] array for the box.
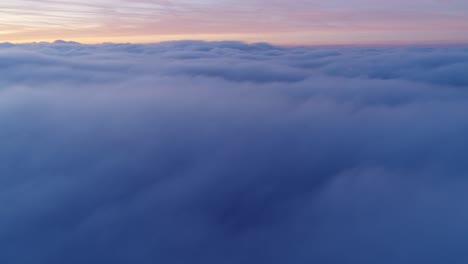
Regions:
[[1, 0, 468, 45], [3, 1, 468, 263]]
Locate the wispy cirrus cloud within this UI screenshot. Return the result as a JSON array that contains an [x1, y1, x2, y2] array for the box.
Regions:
[[0, 0, 467, 44]]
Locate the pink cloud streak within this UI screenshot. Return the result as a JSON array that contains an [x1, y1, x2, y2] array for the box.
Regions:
[[0, 0, 467, 44]]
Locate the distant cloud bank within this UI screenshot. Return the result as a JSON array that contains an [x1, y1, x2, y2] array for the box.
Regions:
[[1, 41, 468, 263]]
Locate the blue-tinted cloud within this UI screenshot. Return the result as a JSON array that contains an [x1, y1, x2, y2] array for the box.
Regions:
[[1, 41, 468, 263]]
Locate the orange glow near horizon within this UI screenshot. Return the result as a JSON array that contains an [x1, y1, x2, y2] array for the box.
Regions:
[[1, 0, 468, 45]]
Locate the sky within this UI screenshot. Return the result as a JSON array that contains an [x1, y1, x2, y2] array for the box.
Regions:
[[0, 0, 468, 44], [1, 1, 468, 262]]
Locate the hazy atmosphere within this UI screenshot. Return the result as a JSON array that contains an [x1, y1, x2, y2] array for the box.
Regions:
[[1, 0, 468, 44], [1, 1, 468, 264]]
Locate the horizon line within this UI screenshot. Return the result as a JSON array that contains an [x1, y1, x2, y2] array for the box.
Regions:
[[3, 39, 468, 48]]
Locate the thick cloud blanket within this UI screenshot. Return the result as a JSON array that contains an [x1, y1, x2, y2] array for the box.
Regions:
[[1, 41, 468, 263]]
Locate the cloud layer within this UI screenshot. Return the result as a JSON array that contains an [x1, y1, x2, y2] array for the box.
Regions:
[[1, 41, 468, 263]]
